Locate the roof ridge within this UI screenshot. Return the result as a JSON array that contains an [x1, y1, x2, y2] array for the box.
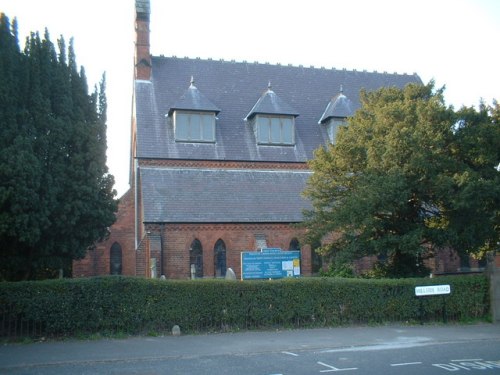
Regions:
[[151, 55, 414, 76]]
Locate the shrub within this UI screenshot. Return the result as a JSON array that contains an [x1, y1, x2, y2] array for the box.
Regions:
[[0, 275, 490, 338]]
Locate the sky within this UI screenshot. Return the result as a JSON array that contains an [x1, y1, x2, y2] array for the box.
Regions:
[[1, 0, 499, 196]]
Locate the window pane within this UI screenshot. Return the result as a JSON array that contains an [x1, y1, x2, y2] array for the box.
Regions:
[[190, 239, 203, 278], [201, 114, 214, 141], [328, 119, 344, 144], [110, 242, 122, 275], [176, 113, 189, 140], [190, 114, 201, 140], [282, 118, 294, 144], [258, 117, 270, 143], [289, 238, 300, 251], [270, 118, 281, 143], [214, 239, 226, 278]]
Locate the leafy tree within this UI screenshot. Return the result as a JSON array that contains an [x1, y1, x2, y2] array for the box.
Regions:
[[0, 14, 118, 280], [302, 83, 500, 277], [447, 102, 500, 259]]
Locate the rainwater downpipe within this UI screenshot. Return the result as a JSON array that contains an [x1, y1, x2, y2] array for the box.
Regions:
[[160, 223, 165, 277]]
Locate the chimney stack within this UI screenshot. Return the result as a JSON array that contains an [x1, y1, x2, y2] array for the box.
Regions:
[[135, 0, 151, 80]]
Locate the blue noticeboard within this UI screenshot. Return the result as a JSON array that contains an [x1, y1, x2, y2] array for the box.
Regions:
[[241, 250, 301, 280]]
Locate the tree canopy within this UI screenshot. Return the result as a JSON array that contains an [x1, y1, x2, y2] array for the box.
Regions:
[[302, 82, 500, 277], [0, 14, 118, 280]]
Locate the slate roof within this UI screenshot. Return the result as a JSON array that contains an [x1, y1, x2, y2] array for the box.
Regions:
[[319, 91, 355, 124], [168, 78, 220, 115], [245, 85, 299, 120], [135, 57, 422, 162], [141, 167, 312, 223], [135, 57, 422, 224]]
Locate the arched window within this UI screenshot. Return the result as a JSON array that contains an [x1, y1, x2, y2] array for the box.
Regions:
[[289, 238, 300, 251], [189, 239, 203, 278], [214, 239, 227, 277], [110, 242, 122, 275]]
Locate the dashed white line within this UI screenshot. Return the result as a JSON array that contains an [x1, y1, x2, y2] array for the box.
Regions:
[[281, 351, 299, 357], [390, 362, 423, 367], [451, 358, 483, 362]]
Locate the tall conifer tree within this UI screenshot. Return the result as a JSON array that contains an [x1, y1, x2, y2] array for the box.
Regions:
[[0, 14, 118, 280]]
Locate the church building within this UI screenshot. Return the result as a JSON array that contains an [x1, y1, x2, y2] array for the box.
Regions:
[[73, 0, 431, 279]]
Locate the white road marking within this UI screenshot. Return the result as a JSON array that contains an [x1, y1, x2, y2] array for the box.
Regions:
[[432, 360, 500, 371], [317, 361, 358, 372], [281, 351, 299, 357], [451, 359, 483, 362], [319, 337, 432, 353], [390, 362, 423, 367]]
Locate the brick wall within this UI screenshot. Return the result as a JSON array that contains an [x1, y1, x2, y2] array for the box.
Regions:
[[142, 223, 311, 279], [427, 247, 460, 274], [139, 159, 309, 170], [72, 188, 136, 277], [134, 4, 151, 80]]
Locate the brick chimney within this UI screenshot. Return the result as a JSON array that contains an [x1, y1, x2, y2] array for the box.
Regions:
[[135, 0, 151, 80]]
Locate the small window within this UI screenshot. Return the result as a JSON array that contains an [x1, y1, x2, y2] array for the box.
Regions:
[[289, 238, 300, 251], [110, 242, 122, 275], [189, 239, 203, 278], [175, 111, 215, 142], [327, 118, 345, 144], [214, 239, 227, 278], [256, 115, 295, 145]]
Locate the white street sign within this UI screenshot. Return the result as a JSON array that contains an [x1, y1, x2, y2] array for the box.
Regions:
[[415, 284, 451, 296]]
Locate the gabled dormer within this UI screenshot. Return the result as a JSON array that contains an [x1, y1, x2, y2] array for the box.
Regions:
[[319, 86, 354, 144], [168, 77, 220, 143], [245, 83, 299, 146]]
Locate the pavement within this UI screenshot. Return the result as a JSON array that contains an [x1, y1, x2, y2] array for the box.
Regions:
[[1, 323, 500, 370]]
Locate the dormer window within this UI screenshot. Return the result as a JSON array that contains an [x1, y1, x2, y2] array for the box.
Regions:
[[319, 86, 354, 144], [168, 77, 220, 143], [256, 115, 295, 145], [174, 111, 215, 142], [245, 83, 299, 146], [326, 118, 346, 144]]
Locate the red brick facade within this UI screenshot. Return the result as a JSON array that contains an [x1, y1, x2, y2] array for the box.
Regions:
[[131, 223, 312, 279], [74, 205, 312, 279], [139, 159, 309, 170], [73, 189, 136, 277], [134, 3, 151, 81], [73, 162, 314, 279]]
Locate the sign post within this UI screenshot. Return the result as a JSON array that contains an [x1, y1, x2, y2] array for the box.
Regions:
[[415, 284, 451, 324]]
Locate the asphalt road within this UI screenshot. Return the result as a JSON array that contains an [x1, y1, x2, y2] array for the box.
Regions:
[[1, 324, 500, 374]]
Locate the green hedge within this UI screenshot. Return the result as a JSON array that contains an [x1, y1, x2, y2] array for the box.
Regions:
[[0, 275, 490, 338]]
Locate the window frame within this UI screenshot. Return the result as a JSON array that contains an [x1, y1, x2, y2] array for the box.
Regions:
[[256, 114, 295, 146], [110, 242, 123, 275], [214, 239, 227, 278], [326, 118, 346, 144], [174, 110, 216, 143], [189, 239, 204, 278]]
